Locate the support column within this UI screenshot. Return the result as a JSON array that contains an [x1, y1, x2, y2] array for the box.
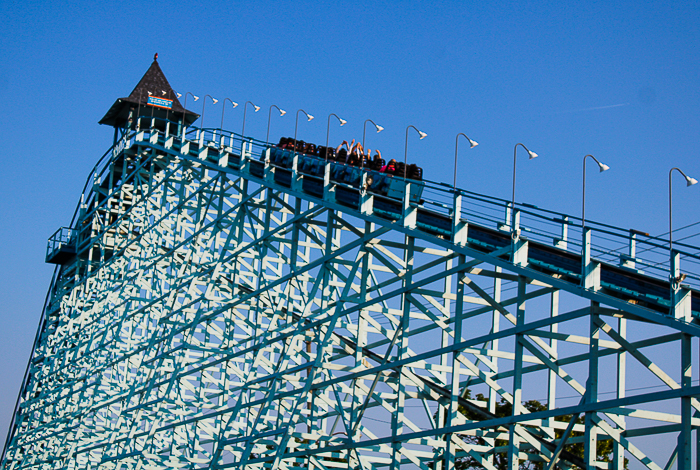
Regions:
[[487, 266, 502, 468], [613, 317, 626, 470], [679, 333, 692, 469], [445, 254, 466, 470], [671, 251, 692, 321], [508, 275, 526, 470], [585, 301, 600, 469], [390, 235, 414, 470], [582, 228, 601, 291], [546, 290, 559, 440]]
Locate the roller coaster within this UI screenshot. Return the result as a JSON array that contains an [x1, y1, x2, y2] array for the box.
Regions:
[[3, 57, 700, 470]]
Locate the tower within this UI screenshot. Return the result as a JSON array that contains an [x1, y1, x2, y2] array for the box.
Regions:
[[99, 53, 199, 145]]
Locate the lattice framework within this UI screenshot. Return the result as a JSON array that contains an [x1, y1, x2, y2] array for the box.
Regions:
[[3, 130, 700, 470]]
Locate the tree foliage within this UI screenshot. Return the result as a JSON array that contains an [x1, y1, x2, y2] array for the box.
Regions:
[[435, 391, 627, 470]]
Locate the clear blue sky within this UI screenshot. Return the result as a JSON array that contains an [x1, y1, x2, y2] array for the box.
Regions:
[[1, 0, 699, 453]]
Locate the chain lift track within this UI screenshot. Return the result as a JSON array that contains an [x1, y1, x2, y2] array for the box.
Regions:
[[4, 109, 700, 470]]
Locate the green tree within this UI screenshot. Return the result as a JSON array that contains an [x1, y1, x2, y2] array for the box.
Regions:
[[435, 391, 627, 470]]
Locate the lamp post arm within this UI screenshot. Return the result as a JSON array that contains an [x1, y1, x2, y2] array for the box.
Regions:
[[241, 101, 258, 139], [363, 121, 368, 156], [670, 168, 675, 255], [454, 133, 476, 189], [325, 113, 344, 161], [180, 92, 198, 140], [512, 143, 524, 213], [221, 98, 237, 131], [582, 154, 591, 229], [265, 104, 285, 144], [668, 167, 696, 254], [326, 114, 332, 153], [294, 109, 301, 154], [511, 143, 536, 230], [362, 119, 379, 151], [293, 109, 312, 155], [404, 125, 421, 180], [182, 94, 189, 137]]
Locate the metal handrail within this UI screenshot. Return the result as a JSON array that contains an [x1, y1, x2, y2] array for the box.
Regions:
[[67, 122, 700, 292]]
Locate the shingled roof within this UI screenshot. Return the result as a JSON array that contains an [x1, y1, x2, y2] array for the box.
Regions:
[[99, 54, 199, 128]]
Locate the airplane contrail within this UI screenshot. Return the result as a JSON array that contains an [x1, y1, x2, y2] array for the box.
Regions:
[[553, 103, 630, 114]]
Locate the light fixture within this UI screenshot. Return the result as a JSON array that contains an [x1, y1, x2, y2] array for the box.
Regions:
[[266, 105, 286, 143], [404, 125, 427, 180], [511, 143, 539, 237], [361, 119, 384, 168], [178, 92, 199, 140], [582, 154, 611, 230], [294, 109, 314, 154], [454, 133, 479, 188], [327, 114, 347, 161], [200, 95, 218, 131], [220, 98, 239, 132], [669, 167, 698, 261], [241, 101, 260, 138]]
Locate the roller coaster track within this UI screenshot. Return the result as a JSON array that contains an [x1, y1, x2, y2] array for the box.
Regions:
[[3, 123, 700, 470]]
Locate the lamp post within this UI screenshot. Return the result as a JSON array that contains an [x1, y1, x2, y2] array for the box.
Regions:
[[241, 101, 261, 139], [176, 92, 199, 139], [362, 119, 383, 169], [199, 95, 218, 140], [148, 91, 155, 126], [266, 105, 286, 144], [293, 109, 314, 154], [404, 125, 427, 180], [669, 167, 698, 261], [220, 98, 239, 131], [135, 90, 145, 131], [453, 133, 479, 188], [326, 113, 346, 161], [511, 143, 538, 233], [582, 154, 610, 229]]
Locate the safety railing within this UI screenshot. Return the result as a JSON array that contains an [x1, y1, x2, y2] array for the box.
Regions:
[[68, 117, 700, 294], [46, 227, 76, 264]]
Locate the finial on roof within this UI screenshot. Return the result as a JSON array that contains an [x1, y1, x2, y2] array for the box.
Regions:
[[154, 53, 158, 61]]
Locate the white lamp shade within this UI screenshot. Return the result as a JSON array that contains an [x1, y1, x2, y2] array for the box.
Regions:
[[376, 125, 384, 133], [419, 131, 427, 139], [527, 150, 538, 159], [339, 119, 347, 126], [469, 139, 479, 148], [687, 176, 698, 186], [279, 109, 286, 116]]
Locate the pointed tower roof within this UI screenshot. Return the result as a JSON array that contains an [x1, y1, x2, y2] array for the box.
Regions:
[[99, 54, 199, 127]]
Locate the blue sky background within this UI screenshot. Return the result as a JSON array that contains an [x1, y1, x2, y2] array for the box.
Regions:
[[1, 0, 700, 459]]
